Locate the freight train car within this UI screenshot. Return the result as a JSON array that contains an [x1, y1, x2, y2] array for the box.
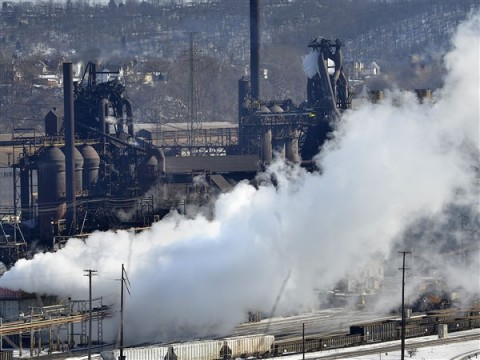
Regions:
[[272, 333, 363, 356], [350, 320, 398, 342], [101, 335, 274, 360], [403, 323, 436, 338], [271, 306, 480, 358], [101, 307, 480, 360]]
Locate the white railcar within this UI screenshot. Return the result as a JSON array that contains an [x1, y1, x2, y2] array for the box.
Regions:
[[101, 334, 274, 360]]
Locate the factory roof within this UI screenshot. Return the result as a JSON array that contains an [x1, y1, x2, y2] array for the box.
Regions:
[[165, 154, 260, 174], [135, 122, 237, 135]]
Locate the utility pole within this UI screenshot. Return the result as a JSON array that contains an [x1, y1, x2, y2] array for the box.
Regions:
[[119, 264, 131, 360], [84, 269, 97, 360], [399, 251, 411, 360], [302, 323, 305, 360]]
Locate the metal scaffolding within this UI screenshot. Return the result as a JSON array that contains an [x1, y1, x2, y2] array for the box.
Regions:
[[0, 300, 109, 356]]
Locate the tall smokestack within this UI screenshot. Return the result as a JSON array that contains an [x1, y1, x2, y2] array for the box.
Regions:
[[63, 62, 76, 235], [250, 0, 260, 100]]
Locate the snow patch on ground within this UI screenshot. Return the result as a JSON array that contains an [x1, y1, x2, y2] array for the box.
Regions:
[[271, 329, 480, 360], [10, 329, 480, 360]]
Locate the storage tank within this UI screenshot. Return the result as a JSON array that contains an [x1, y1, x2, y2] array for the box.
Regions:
[[269, 104, 284, 113], [61, 146, 84, 196], [37, 146, 66, 239], [259, 105, 271, 113], [79, 144, 100, 192]]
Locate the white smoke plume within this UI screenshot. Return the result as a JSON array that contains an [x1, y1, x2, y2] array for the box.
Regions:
[[302, 49, 320, 79], [1, 13, 479, 345]]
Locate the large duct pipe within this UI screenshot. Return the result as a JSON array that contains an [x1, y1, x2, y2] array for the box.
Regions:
[[63, 62, 76, 235], [99, 98, 109, 153], [250, 0, 260, 100], [286, 128, 299, 163], [20, 168, 30, 221], [238, 76, 250, 120], [238, 76, 250, 150]]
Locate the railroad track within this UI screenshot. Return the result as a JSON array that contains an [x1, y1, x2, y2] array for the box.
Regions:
[[306, 332, 480, 359], [234, 308, 395, 339]]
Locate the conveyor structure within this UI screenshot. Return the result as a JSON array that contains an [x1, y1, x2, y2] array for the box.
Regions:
[[0, 300, 110, 356]]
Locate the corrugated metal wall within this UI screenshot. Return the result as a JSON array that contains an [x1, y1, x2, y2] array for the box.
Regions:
[[0, 297, 57, 321], [0, 167, 14, 213]]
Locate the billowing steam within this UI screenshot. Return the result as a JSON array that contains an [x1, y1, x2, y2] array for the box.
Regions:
[[303, 49, 320, 79], [1, 13, 479, 345]]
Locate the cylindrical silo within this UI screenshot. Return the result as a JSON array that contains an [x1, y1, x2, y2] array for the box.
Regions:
[[37, 146, 66, 240], [79, 144, 100, 192], [61, 146, 84, 196], [269, 104, 284, 113]]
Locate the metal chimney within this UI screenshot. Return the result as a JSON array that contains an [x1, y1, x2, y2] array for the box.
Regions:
[[250, 0, 260, 100], [63, 62, 76, 235]]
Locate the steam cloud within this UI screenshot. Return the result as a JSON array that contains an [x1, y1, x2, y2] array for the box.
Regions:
[[1, 13, 479, 345], [303, 49, 320, 79]]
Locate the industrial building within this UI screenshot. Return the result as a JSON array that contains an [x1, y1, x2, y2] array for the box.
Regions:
[[0, 0, 354, 267], [0, 1, 473, 358]]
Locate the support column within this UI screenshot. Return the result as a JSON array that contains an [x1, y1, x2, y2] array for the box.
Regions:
[[286, 128, 299, 162]]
